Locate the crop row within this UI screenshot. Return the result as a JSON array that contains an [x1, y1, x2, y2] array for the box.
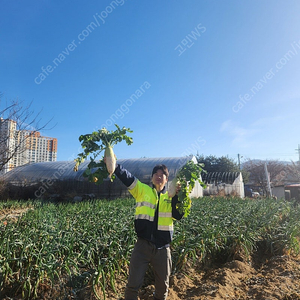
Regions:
[[172, 197, 300, 270], [0, 197, 299, 299]]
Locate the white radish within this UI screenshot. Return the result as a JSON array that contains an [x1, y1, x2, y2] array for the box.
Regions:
[[74, 125, 133, 184], [168, 177, 179, 198], [104, 145, 116, 179]]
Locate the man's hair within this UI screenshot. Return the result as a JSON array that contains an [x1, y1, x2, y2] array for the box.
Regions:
[[151, 164, 169, 178]]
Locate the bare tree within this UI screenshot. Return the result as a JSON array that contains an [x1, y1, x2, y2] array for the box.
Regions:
[[196, 154, 249, 182], [243, 159, 287, 195], [0, 94, 54, 173], [287, 161, 300, 182]]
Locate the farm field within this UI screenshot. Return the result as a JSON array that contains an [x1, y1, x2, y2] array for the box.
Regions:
[[1, 197, 300, 300]]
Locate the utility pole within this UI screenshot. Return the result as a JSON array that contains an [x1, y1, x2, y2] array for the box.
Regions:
[[296, 144, 300, 162], [264, 163, 272, 197], [237, 154, 243, 170]]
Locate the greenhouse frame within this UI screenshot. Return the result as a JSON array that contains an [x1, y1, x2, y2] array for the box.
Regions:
[[1, 155, 204, 200], [202, 172, 245, 198], [1, 155, 244, 200]]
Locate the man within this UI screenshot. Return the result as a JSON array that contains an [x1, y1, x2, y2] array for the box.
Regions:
[[114, 162, 184, 300]]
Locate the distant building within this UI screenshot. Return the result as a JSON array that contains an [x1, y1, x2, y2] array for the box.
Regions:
[[285, 184, 300, 202], [0, 118, 57, 173], [271, 185, 285, 199]]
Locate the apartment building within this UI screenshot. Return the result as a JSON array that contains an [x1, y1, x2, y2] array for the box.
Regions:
[[0, 118, 57, 173]]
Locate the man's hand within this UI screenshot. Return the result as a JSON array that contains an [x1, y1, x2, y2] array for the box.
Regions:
[[176, 183, 181, 195]]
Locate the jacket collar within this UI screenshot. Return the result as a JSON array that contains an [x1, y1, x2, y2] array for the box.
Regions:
[[152, 184, 167, 194]]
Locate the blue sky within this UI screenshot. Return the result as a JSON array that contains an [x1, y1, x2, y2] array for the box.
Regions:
[[1, 0, 300, 165]]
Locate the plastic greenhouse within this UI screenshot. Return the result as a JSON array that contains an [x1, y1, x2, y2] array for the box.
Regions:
[[201, 172, 244, 198], [1, 155, 204, 200]]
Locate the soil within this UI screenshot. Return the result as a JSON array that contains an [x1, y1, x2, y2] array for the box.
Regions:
[[124, 255, 300, 300], [73, 247, 300, 300], [1, 209, 300, 300], [166, 255, 300, 300]]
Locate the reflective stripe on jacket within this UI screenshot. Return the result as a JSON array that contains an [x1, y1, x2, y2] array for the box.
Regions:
[[130, 179, 174, 232], [114, 164, 183, 248]]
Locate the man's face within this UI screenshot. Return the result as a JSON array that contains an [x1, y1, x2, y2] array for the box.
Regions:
[[152, 169, 168, 192]]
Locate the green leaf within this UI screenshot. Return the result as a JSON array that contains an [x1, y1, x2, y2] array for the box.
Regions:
[[175, 160, 206, 217], [74, 124, 133, 184]]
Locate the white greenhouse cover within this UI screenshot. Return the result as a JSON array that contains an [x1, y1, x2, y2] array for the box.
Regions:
[[1, 155, 196, 185]]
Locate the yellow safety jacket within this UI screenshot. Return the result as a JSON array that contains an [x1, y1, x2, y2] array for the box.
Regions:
[[128, 178, 183, 248]]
